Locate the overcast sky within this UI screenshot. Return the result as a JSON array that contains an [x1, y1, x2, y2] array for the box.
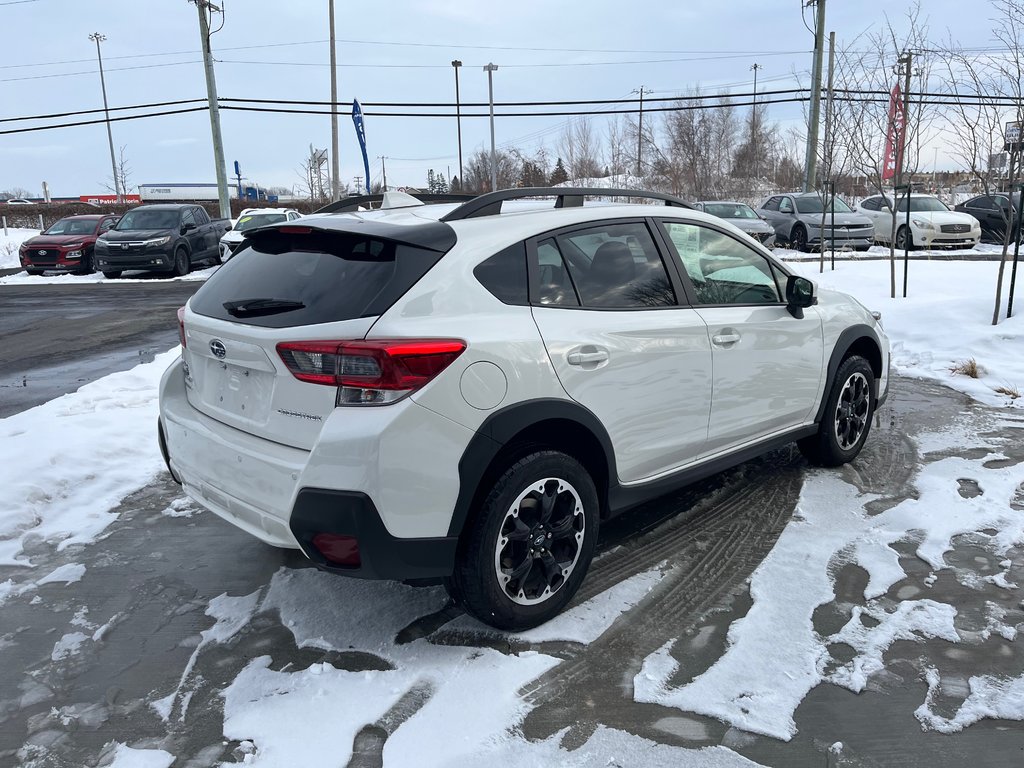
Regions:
[[0, 0, 995, 197]]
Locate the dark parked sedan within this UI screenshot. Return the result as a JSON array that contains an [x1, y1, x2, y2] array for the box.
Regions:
[[954, 193, 1021, 243]]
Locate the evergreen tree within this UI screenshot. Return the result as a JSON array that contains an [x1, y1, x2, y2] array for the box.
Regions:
[[426, 169, 437, 192], [435, 172, 449, 194], [450, 175, 461, 192], [549, 157, 569, 186]]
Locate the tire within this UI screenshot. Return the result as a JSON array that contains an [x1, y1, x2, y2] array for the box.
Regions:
[[75, 250, 94, 275], [172, 248, 190, 277], [446, 450, 599, 631], [790, 225, 808, 252], [102, 270, 122, 280], [895, 225, 915, 251], [799, 355, 876, 467]]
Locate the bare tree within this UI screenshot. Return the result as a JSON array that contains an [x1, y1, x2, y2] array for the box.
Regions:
[[828, 1, 939, 296], [558, 118, 602, 181], [101, 145, 133, 199], [463, 148, 518, 193]]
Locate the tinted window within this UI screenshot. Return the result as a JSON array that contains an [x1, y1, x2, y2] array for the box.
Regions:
[[967, 197, 994, 210], [660, 221, 783, 305], [99, 218, 117, 232], [116, 209, 179, 230], [189, 230, 445, 328], [181, 208, 197, 227], [533, 238, 579, 306], [194, 207, 210, 225], [793, 196, 853, 214], [703, 202, 758, 219], [474, 242, 528, 305], [762, 197, 780, 212], [860, 197, 881, 211], [554, 222, 676, 309]]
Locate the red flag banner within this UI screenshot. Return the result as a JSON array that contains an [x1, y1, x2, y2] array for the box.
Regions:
[[882, 83, 905, 181]]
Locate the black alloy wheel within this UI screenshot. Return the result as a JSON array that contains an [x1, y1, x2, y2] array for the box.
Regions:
[[791, 225, 808, 252]]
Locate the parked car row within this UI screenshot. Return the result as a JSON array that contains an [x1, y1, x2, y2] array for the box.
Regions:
[[14, 192, 1018, 277], [17, 204, 301, 277]]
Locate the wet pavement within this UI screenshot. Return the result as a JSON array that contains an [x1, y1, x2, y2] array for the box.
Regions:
[[0, 283, 199, 417], [1, 374, 1022, 766]]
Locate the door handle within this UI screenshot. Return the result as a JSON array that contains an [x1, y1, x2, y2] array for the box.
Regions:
[[711, 332, 740, 346], [567, 349, 609, 366]]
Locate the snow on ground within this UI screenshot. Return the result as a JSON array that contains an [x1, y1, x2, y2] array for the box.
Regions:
[[790, 258, 1024, 408], [0, 348, 179, 568], [0, 265, 217, 285], [4, 256, 1024, 762], [635, 421, 1024, 740], [0, 227, 37, 269]]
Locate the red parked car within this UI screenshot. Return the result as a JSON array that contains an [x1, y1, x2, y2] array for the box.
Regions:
[[18, 214, 119, 275]]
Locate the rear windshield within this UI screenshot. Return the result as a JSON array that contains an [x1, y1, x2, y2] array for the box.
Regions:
[[189, 229, 445, 328]]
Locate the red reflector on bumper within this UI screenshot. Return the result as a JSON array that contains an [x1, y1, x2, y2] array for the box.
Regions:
[[311, 533, 361, 567]]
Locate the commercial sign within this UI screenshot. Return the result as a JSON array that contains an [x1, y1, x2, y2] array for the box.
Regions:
[[79, 194, 141, 204], [882, 83, 906, 181], [1005, 121, 1022, 152]]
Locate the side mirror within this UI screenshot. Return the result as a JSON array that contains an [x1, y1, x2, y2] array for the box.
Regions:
[[180, 222, 196, 234], [786, 275, 816, 318]]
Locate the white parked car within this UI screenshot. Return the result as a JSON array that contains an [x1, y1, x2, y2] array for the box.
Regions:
[[856, 193, 981, 249], [159, 187, 890, 629], [5, 198, 34, 205], [219, 207, 302, 261]]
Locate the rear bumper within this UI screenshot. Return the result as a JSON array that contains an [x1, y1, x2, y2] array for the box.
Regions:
[[290, 489, 457, 580], [158, 356, 471, 578]]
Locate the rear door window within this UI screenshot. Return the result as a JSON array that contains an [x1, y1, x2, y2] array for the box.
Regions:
[[537, 221, 677, 309], [474, 242, 528, 305], [189, 230, 445, 328]]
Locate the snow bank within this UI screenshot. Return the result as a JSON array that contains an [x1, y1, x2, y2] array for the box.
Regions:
[[0, 266, 216, 285], [0, 349, 178, 566], [0, 227, 36, 268], [792, 259, 1024, 408]]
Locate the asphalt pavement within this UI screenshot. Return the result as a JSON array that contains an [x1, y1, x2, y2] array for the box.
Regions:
[[0, 281, 200, 417], [0, 279, 1022, 766]]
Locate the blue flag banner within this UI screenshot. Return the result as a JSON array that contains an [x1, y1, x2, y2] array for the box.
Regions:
[[351, 99, 371, 193]]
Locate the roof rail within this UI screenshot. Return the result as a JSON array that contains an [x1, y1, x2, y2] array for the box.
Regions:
[[315, 192, 475, 214], [439, 187, 692, 222]]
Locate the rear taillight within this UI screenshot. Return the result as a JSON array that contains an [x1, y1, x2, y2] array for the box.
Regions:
[[177, 306, 187, 348], [276, 339, 466, 405]]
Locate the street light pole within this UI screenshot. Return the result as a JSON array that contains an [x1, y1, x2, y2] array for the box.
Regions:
[[191, 0, 231, 220], [451, 60, 463, 189], [484, 63, 499, 191], [88, 33, 122, 204], [329, 0, 340, 201], [750, 63, 761, 184]]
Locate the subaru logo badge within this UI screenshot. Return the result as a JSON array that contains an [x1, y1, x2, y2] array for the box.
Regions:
[[210, 339, 227, 359]]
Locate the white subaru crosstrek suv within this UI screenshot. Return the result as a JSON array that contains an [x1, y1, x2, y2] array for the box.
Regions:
[[159, 188, 889, 630]]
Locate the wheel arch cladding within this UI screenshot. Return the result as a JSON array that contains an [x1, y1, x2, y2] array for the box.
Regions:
[[816, 324, 882, 423], [448, 399, 614, 540]]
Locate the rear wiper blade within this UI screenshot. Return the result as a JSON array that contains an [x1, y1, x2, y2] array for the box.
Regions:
[[223, 298, 306, 317]]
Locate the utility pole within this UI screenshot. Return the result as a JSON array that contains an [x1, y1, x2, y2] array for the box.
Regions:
[[88, 33, 122, 204], [328, 0, 340, 201], [377, 156, 388, 192], [451, 60, 463, 188], [191, 0, 231, 220], [484, 63, 499, 191], [750, 65, 761, 185], [823, 33, 836, 182], [803, 0, 827, 191], [633, 86, 648, 177]]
